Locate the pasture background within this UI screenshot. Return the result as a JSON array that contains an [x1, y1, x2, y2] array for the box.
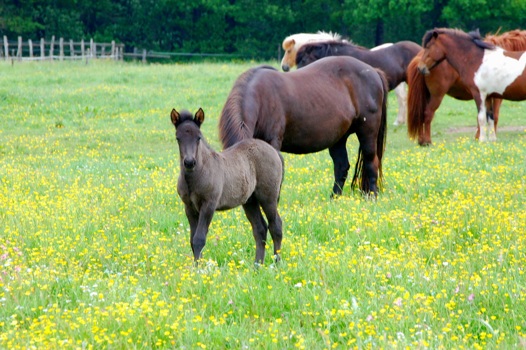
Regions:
[[1, 60, 525, 349]]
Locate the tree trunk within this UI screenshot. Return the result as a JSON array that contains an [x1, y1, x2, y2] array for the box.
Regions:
[[375, 19, 384, 46]]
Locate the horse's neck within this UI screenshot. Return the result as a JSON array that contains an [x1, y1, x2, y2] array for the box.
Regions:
[[444, 37, 485, 80]]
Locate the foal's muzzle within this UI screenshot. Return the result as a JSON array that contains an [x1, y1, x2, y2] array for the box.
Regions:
[[183, 157, 196, 170], [282, 64, 290, 72]]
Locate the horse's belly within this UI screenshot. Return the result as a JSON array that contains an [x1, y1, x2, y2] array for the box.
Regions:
[[281, 107, 355, 154]]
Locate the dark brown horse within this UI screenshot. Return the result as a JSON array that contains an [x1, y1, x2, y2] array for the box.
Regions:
[[417, 28, 526, 142], [295, 40, 421, 90], [407, 29, 526, 145], [219, 56, 388, 196], [171, 108, 284, 264]]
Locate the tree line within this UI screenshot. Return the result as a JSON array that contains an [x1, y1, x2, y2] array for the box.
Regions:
[[1, 0, 526, 60]]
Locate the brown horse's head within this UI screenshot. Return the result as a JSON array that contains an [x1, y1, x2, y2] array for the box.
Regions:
[[171, 108, 205, 171], [418, 29, 448, 75], [295, 42, 335, 69]]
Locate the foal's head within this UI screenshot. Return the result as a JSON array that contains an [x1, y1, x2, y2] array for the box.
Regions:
[[170, 108, 205, 171]]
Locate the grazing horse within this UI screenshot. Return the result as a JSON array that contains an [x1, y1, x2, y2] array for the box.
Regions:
[[281, 31, 341, 72], [295, 40, 421, 125], [219, 56, 388, 197], [417, 28, 526, 142], [407, 29, 526, 145], [171, 108, 284, 264]]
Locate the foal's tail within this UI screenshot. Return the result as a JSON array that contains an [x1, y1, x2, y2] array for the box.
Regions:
[[351, 69, 388, 193], [407, 54, 428, 140]]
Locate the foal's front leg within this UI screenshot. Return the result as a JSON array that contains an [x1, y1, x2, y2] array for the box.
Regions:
[[192, 202, 216, 262], [184, 204, 199, 258]]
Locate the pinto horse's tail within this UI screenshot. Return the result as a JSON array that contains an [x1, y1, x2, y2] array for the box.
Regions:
[[351, 69, 388, 194], [219, 65, 276, 149], [406, 54, 429, 141]]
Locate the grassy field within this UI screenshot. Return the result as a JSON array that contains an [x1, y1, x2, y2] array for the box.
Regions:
[[1, 59, 525, 349]]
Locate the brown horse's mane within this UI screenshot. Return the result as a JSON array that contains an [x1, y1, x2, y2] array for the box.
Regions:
[[422, 28, 496, 51], [219, 65, 276, 149], [485, 29, 526, 50]]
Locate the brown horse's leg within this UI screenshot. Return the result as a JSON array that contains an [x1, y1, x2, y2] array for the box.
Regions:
[[328, 137, 350, 196], [242, 197, 268, 264], [421, 94, 445, 146], [493, 99, 502, 132], [259, 200, 283, 263], [355, 132, 379, 196], [487, 98, 500, 141]]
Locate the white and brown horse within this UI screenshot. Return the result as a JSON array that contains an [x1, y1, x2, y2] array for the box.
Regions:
[[408, 29, 526, 145], [418, 28, 526, 142]]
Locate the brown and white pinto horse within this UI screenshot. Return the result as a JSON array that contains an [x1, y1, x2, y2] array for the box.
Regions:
[[417, 28, 526, 142], [407, 29, 526, 145]]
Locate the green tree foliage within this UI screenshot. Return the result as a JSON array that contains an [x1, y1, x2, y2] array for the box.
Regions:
[[1, 0, 526, 59]]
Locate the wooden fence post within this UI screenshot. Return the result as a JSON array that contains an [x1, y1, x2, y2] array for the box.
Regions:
[[142, 49, 147, 63], [81, 39, 85, 57], [70, 39, 74, 58], [40, 38, 45, 60], [59, 37, 64, 60], [90, 38, 95, 58], [28, 39, 33, 58], [49, 35, 55, 58], [17, 36, 22, 60], [4, 36, 9, 60], [111, 40, 115, 60]]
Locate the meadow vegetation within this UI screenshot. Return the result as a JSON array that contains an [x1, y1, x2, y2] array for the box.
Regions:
[[1, 60, 525, 349]]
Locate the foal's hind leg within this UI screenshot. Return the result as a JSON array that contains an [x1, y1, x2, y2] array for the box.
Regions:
[[242, 196, 268, 264], [328, 136, 350, 196], [259, 198, 283, 263]]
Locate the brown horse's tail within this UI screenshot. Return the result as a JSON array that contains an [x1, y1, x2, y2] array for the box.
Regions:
[[351, 69, 388, 194], [219, 65, 276, 149], [407, 54, 429, 140]]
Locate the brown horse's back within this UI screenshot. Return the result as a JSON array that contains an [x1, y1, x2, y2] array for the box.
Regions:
[[223, 56, 384, 154]]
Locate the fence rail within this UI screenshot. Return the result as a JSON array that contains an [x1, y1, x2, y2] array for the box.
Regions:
[[1, 36, 124, 61], [1, 36, 257, 63]]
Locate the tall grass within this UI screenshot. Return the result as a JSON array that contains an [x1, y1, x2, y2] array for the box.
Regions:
[[1, 60, 525, 349]]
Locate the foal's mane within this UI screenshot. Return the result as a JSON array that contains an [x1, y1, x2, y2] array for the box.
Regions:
[[423, 28, 496, 50], [176, 110, 195, 125], [219, 65, 277, 149]]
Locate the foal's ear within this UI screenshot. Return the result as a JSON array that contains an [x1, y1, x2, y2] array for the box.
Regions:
[[194, 108, 205, 126], [170, 109, 180, 127]]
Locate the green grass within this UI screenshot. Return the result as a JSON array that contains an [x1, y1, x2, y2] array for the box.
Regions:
[[1, 60, 525, 349]]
